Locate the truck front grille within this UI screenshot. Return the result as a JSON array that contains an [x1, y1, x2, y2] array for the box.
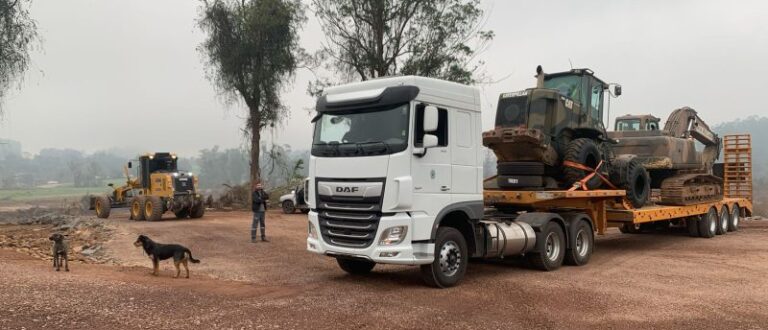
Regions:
[[319, 211, 380, 248], [173, 176, 194, 193]]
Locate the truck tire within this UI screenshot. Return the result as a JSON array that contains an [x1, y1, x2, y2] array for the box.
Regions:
[[562, 138, 603, 190], [130, 196, 146, 221], [190, 202, 205, 219], [497, 162, 545, 176], [174, 209, 190, 219], [686, 216, 700, 237], [612, 159, 650, 208], [729, 204, 741, 232], [496, 175, 543, 188], [144, 196, 163, 221], [698, 207, 717, 238], [94, 196, 111, 219], [619, 223, 641, 234], [564, 219, 593, 266], [420, 227, 468, 288], [527, 221, 566, 271], [282, 200, 296, 214], [336, 258, 375, 275], [716, 206, 729, 235]]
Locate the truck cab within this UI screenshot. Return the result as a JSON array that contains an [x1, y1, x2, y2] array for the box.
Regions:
[[306, 76, 484, 286]]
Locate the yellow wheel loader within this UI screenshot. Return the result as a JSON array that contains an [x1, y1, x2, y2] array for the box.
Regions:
[[90, 152, 205, 221]]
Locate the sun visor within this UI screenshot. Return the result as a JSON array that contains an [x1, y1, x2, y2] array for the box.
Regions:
[[316, 85, 420, 113]]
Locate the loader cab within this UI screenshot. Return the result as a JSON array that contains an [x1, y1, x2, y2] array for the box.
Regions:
[[543, 68, 608, 127]]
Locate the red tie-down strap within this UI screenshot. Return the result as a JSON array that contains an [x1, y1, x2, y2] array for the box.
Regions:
[[562, 160, 618, 191]]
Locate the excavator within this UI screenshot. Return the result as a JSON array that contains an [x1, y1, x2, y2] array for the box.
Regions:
[[609, 107, 723, 205]]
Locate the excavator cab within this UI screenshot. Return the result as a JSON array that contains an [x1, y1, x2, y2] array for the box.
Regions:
[[614, 115, 661, 131]]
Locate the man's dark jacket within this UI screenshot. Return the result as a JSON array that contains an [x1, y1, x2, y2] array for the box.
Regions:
[[252, 190, 269, 212]]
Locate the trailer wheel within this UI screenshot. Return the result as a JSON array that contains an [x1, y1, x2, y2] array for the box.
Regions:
[[420, 227, 468, 288], [94, 196, 111, 219], [698, 207, 717, 238], [562, 138, 603, 190], [527, 221, 566, 271], [686, 216, 700, 237], [190, 202, 205, 219], [619, 223, 642, 234], [564, 219, 593, 266], [282, 200, 296, 214], [144, 196, 163, 221], [729, 204, 741, 232], [130, 196, 146, 221], [716, 206, 730, 235], [336, 258, 375, 275]]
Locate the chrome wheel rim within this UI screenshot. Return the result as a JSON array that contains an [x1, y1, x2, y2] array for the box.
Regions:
[[720, 210, 729, 232], [545, 232, 561, 262], [733, 209, 740, 227], [709, 211, 717, 234], [439, 241, 461, 277], [575, 230, 589, 257]]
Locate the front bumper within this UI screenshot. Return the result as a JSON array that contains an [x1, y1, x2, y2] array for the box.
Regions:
[[482, 126, 558, 165], [306, 211, 434, 265]]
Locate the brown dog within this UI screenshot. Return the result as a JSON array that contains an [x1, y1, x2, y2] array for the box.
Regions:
[[49, 233, 69, 272]]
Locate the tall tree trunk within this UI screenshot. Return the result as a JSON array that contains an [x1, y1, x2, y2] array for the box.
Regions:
[[249, 109, 262, 188]]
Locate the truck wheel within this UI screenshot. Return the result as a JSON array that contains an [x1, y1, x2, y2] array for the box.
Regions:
[[619, 223, 641, 234], [174, 209, 190, 219], [716, 206, 730, 235], [130, 196, 146, 221], [562, 138, 603, 190], [686, 216, 700, 237], [729, 204, 741, 232], [94, 196, 111, 219], [564, 220, 593, 266], [527, 221, 566, 271], [190, 202, 205, 219], [613, 159, 650, 208], [282, 200, 296, 214], [336, 258, 375, 275], [420, 227, 468, 288], [144, 196, 164, 221], [698, 207, 717, 238]]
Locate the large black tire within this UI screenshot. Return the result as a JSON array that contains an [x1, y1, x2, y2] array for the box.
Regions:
[[420, 227, 468, 288], [190, 202, 205, 219], [527, 221, 566, 271], [562, 138, 603, 190], [282, 200, 296, 214], [497, 162, 545, 176], [716, 206, 730, 235], [611, 158, 650, 208], [687, 216, 700, 237], [130, 196, 146, 221], [144, 196, 164, 221], [496, 175, 543, 188], [174, 209, 190, 219], [94, 196, 111, 219], [336, 258, 375, 275], [564, 219, 593, 266], [729, 204, 741, 232], [698, 207, 718, 238]]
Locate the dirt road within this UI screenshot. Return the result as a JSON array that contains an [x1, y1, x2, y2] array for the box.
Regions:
[[2, 210, 768, 329]]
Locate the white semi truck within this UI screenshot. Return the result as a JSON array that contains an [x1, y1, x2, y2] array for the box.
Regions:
[[304, 76, 752, 288]]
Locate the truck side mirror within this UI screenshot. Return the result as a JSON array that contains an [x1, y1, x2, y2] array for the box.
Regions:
[[424, 105, 439, 133], [128, 162, 132, 169], [614, 85, 622, 96], [422, 134, 438, 149]]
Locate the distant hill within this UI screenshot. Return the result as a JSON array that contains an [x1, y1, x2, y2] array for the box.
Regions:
[[713, 115, 767, 179]]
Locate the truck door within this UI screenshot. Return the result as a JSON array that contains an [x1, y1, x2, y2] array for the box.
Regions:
[[451, 109, 477, 196], [412, 104, 451, 197]]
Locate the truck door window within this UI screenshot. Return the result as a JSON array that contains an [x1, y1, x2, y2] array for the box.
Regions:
[[590, 84, 603, 122], [415, 104, 448, 147]]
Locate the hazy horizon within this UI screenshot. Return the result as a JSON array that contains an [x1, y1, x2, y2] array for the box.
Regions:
[[2, 0, 766, 156]]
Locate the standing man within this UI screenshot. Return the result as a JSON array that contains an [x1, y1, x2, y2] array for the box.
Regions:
[[251, 183, 269, 243]]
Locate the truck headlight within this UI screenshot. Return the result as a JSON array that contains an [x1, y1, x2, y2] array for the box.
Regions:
[[379, 226, 408, 246], [308, 221, 318, 239]]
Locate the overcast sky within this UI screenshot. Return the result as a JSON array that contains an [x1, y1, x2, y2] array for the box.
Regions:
[[2, 0, 767, 156]]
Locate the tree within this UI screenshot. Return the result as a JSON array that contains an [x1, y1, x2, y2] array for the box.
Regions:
[[0, 0, 38, 114], [311, 0, 492, 93], [198, 0, 305, 187]]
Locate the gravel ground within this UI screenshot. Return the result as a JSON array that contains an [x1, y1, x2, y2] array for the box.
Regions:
[[2, 210, 768, 329]]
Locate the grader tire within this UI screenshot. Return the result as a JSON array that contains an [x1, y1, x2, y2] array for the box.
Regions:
[[94, 196, 111, 219], [144, 196, 164, 221], [190, 202, 205, 219]]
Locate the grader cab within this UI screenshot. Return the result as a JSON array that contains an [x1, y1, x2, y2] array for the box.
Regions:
[[92, 152, 205, 221]]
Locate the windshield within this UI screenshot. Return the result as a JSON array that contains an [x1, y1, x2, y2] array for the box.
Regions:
[[616, 119, 641, 131], [312, 104, 410, 157], [544, 75, 582, 103]]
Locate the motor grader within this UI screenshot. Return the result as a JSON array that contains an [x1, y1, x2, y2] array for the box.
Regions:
[[91, 152, 205, 221]]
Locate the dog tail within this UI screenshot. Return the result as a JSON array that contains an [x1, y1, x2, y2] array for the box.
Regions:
[[185, 249, 200, 263]]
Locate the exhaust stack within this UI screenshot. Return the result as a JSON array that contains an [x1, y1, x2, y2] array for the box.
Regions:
[[535, 65, 545, 88]]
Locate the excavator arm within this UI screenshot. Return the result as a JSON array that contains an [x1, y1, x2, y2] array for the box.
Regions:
[[663, 107, 721, 166]]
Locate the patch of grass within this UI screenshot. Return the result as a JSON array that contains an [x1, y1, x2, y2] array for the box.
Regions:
[[0, 179, 125, 202]]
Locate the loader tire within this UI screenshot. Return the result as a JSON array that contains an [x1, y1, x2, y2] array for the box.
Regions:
[[612, 158, 650, 208], [562, 138, 603, 190], [131, 196, 146, 221], [496, 175, 543, 188], [190, 202, 205, 219], [497, 162, 545, 176], [144, 196, 163, 221], [94, 196, 111, 219]]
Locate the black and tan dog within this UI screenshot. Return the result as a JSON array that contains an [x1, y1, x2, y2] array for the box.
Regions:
[[133, 234, 200, 278], [49, 233, 69, 272]]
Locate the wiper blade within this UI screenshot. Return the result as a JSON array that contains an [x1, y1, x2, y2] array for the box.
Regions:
[[357, 142, 390, 155]]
